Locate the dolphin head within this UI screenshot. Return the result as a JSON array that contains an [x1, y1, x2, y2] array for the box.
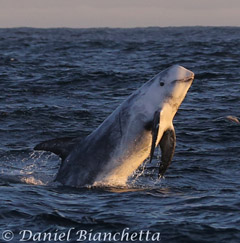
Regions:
[[140, 65, 194, 179], [161, 65, 194, 111], [145, 65, 194, 118]]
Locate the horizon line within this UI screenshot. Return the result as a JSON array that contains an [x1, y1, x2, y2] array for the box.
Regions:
[[0, 25, 240, 30]]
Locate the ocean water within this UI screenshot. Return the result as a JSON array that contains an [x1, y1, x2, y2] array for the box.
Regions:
[[0, 27, 239, 242]]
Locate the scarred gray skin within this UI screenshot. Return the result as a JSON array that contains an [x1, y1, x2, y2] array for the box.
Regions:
[[35, 65, 194, 187], [55, 86, 151, 186]]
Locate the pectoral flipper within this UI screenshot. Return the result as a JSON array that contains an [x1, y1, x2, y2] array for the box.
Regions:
[[148, 110, 161, 164], [159, 128, 176, 178]]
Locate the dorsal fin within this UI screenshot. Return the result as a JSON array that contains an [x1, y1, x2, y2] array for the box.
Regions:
[[34, 137, 78, 160]]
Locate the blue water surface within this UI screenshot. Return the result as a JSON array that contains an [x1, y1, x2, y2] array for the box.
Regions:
[[0, 27, 240, 242]]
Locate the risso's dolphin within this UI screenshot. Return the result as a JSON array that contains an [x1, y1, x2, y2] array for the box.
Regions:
[[35, 65, 194, 187]]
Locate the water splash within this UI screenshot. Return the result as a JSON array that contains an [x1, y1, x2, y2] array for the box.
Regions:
[[225, 115, 240, 124], [0, 151, 59, 186], [20, 176, 45, 185]]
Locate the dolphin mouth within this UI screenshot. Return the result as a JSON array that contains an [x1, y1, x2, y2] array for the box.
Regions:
[[172, 75, 194, 84], [183, 76, 194, 82]]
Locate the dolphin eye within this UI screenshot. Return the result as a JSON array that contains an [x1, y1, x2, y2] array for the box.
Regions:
[[160, 82, 164, 86]]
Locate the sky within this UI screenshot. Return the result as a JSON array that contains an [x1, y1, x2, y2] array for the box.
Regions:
[[0, 0, 240, 28]]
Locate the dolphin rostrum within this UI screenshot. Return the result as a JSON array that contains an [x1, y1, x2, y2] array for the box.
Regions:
[[35, 65, 194, 187]]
